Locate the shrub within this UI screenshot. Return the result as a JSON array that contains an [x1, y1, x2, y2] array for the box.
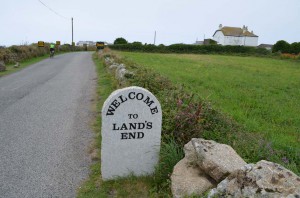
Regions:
[[290, 42, 300, 54], [273, 40, 291, 53], [114, 37, 128, 45]]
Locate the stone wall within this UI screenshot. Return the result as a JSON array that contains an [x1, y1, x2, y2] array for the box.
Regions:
[[103, 55, 133, 86], [171, 138, 300, 198]]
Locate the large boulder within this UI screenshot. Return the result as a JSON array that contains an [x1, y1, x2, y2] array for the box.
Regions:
[[171, 141, 216, 197], [192, 138, 246, 182], [208, 160, 300, 198], [183, 141, 198, 165], [171, 158, 216, 198], [0, 61, 6, 72]]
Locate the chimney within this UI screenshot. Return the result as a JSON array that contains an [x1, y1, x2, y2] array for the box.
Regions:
[[242, 25, 247, 33], [219, 24, 222, 30]]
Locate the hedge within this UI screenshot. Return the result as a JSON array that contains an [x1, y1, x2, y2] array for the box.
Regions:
[[0, 44, 84, 64], [108, 43, 271, 56]]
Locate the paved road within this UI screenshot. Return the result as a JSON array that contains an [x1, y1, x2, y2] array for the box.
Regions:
[[0, 52, 96, 197]]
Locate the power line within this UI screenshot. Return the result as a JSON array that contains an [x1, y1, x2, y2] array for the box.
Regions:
[[38, 0, 69, 20]]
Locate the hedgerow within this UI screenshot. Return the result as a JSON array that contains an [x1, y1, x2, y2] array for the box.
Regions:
[[109, 43, 271, 56], [0, 44, 84, 64]]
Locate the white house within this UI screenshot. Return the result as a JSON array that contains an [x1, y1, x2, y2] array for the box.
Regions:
[[76, 41, 96, 46], [213, 24, 258, 46]]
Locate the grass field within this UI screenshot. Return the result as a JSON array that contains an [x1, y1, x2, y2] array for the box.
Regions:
[[118, 52, 300, 152]]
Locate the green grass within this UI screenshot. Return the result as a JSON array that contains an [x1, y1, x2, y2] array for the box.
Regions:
[[0, 54, 50, 77], [0, 51, 71, 77], [118, 52, 300, 153]]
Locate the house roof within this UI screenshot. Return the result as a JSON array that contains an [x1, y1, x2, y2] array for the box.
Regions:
[[213, 26, 258, 37], [258, 44, 273, 48]]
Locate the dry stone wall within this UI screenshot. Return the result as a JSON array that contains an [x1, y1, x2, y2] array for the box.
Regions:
[[104, 56, 133, 86], [171, 138, 300, 198]]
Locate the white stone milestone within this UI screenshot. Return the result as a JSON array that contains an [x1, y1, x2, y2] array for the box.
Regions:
[[101, 86, 162, 180]]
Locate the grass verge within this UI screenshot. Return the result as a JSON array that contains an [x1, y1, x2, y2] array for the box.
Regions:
[[78, 53, 175, 197], [0, 54, 49, 77], [0, 51, 71, 77]]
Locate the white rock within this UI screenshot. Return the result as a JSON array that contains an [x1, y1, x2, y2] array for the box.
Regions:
[[192, 138, 246, 182], [171, 158, 216, 198], [109, 64, 119, 70]]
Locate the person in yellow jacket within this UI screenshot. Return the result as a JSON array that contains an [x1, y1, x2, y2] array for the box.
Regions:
[[50, 43, 55, 57]]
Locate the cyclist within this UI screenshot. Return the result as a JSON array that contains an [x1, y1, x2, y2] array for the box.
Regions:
[[50, 43, 55, 57]]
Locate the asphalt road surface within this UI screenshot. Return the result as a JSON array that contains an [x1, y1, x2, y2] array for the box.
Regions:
[[0, 52, 96, 198]]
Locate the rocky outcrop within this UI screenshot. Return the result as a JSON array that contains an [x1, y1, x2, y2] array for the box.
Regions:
[[208, 160, 300, 198], [192, 138, 246, 182], [0, 61, 6, 72], [171, 139, 300, 198]]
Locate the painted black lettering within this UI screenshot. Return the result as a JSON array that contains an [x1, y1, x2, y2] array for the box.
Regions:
[[146, 122, 152, 129], [138, 122, 145, 129], [137, 132, 144, 139], [150, 106, 159, 115], [111, 99, 120, 109], [113, 123, 120, 130], [129, 123, 137, 130], [143, 96, 155, 107], [119, 95, 128, 103], [120, 123, 128, 130], [128, 132, 136, 139], [121, 133, 128, 139], [136, 93, 144, 100], [128, 92, 136, 99], [106, 106, 116, 116]]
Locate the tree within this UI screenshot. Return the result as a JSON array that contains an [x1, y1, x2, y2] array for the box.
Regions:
[[114, 37, 128, 45], [290, 42, 300, 54], [272, 40, 290, 53]]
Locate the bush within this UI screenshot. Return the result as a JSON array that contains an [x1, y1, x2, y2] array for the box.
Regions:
[[114, 37, 128, 45], [290, 42, 300, 54], [273, 40, 290, 53]]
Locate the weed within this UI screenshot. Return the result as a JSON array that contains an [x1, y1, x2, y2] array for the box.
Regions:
[[152, 137, 184, 194]]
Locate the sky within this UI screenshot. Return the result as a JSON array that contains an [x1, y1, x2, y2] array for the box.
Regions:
[[1, 0, 300, 46]]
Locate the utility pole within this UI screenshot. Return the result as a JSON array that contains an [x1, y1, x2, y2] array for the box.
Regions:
[[72, 17, 74, 45], [154, 31, 156, 45]]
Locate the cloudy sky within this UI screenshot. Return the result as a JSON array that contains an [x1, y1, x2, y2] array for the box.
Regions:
[[1, 0, 300, 46]]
